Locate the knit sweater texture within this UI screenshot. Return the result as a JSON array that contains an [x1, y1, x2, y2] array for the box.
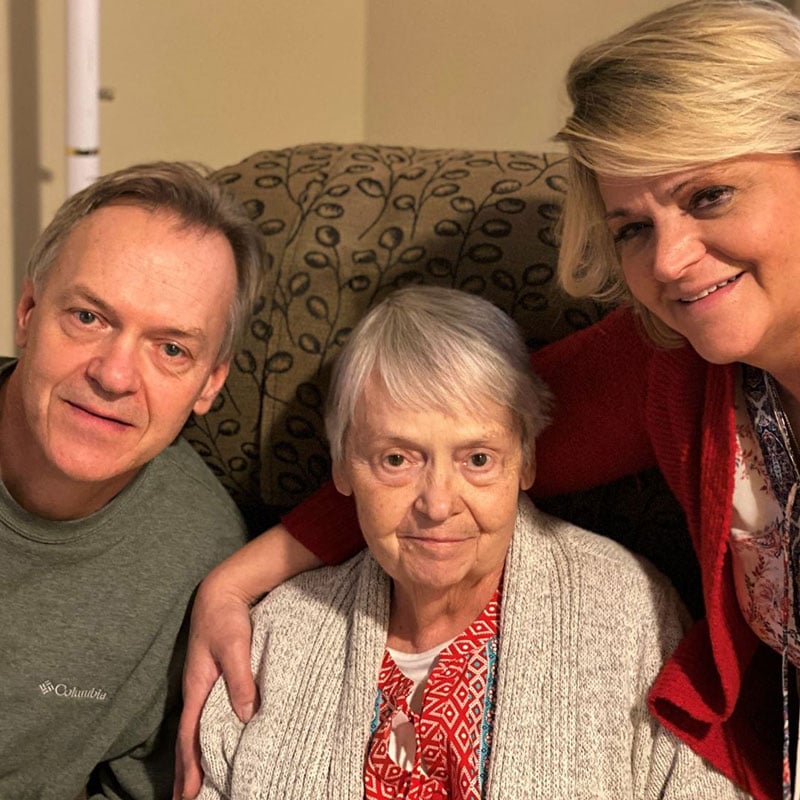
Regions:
[[282, 307, 779, 800], [201, 495, 747, 799], [0, 359, 249, 800]]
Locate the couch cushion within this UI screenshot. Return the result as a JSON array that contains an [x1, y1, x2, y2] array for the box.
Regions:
[[185, 144, 606, 525], [182, 143, 700, 617]]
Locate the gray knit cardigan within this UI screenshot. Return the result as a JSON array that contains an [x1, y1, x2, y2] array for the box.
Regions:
[[198, 495, 749, 799]]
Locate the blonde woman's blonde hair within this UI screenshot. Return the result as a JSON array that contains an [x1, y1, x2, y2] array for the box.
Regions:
[[556, 0, 800, 346]]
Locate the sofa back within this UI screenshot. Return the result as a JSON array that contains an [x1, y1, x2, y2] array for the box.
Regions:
[[183, 143, 701, 616]]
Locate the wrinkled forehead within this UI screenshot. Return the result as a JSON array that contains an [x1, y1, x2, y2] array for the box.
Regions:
[[44, 203, 213, 274]]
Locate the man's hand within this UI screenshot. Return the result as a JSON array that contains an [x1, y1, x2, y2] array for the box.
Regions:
[[173, 576, 257, 799]]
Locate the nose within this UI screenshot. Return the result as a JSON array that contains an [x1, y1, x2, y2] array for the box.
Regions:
[[650, 215, 705, 282], [85, 336, 142, 397], [413, 463, 463, 522]]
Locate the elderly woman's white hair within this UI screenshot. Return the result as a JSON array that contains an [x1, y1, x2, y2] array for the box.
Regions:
[[324, 285, 551, 470]]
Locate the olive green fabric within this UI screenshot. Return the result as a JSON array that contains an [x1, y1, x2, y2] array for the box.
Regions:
[[0, 360, 248, 800]]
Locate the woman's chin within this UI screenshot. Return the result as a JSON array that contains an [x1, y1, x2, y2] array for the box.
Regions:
[[682, 329, 758, 367]]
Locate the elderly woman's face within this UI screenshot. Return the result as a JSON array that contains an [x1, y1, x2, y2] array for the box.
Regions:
[[598, 153, 800, 371], [333, 375, 534, 597]]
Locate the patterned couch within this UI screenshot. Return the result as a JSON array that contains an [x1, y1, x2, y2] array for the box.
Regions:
[[183, 143, 702, 617]]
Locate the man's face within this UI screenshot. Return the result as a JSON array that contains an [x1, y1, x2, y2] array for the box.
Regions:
[[11, 204, 236, 502]]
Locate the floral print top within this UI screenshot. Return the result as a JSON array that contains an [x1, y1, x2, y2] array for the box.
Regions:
[[730, 372, 800, 667], [364, 590, 500, 800]]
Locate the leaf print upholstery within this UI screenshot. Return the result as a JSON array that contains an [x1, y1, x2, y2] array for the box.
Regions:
[[182, 143, 700, 617]]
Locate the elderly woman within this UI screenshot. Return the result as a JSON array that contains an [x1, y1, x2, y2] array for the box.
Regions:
[[179, 2, 799, 798], [196, 287, 741, 799]]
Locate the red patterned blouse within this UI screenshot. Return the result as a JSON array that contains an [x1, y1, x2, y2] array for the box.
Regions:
[[364, 590, 501, 800]]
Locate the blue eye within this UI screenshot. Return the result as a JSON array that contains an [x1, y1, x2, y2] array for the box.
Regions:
[[163, 343, 184, 358], [691, 185, 733, 211], [76, 310, 97, 324]]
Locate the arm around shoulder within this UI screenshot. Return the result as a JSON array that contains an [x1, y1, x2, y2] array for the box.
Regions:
[[176, 522, 322, 799], [281, 479, 364, 564], [195, 671, 246, 800], [185, 520, 322, 710]]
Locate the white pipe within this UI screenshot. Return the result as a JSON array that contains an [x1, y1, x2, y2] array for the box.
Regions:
[[66, 0, 100, 196]]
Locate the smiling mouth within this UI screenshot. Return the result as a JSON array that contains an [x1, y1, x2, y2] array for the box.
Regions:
[[679, 273, 742, 303], [67, 401, 132, 427]]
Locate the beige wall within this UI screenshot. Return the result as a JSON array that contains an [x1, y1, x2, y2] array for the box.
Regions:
[[0, 0, 739, 354], [1, 0, 368, 355], [364, 0, 675, 151]]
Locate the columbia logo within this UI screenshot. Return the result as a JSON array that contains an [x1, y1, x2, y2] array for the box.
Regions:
[[37, 680, 108, 701]]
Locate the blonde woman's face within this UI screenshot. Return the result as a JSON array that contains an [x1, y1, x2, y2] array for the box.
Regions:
[[598, 154, 800, 373]]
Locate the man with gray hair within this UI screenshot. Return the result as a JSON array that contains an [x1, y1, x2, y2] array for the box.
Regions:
[[0, 162, 264, 799]]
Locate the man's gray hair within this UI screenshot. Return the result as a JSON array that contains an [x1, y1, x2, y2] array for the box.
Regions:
[[26, 161, 266, 363], [324, 286, 551, 470]]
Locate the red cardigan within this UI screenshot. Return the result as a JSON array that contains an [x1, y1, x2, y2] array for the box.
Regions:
[[283, 307, 781, 799]]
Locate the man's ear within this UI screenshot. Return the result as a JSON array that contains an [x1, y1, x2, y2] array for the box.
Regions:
[[192, 360, 231, 416], [15, 278, 37, 349], [332, 462, 353, 497]]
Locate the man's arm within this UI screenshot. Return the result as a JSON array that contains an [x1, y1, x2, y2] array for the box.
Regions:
[[87, 607, 193, 800], [174, 525, 322, 800], [87, 710, 180, 800]]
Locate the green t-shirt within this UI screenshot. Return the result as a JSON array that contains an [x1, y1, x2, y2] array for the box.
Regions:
[[0, 359, 248, 800]]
